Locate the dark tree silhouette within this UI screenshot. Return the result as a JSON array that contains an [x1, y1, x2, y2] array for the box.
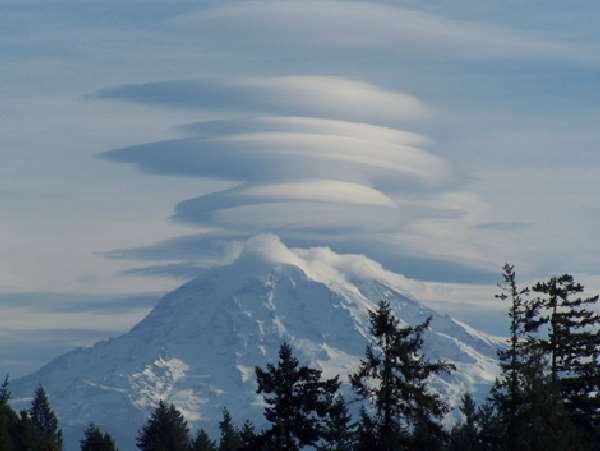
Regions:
[[350, 300, 454, 451], [136, 401, 190, 451], [448, 393, 482, 451], [30, 386, 63, 451], [532, 274, 600, 428], [353, 408, 378, 451], [255, 342, 340, 450], [218, 408, 242, 451], [491, 264, 534, 448], [0, 375, 16, 451], [238, 420, 257, 451], [483, 268, 595, 450], [318, 397, 353, 451], [0, 376, 9, 405], [191, 429, 216, 451], [80, 423, 117, 451]]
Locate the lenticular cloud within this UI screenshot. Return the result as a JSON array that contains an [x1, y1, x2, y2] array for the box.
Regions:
[[102, 122, 451, 190], [96, 75, 496, 283], [94, 76, 430, 125]]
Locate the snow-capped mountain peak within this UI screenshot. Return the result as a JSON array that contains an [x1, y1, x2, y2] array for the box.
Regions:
[[12, 235, 499, 451]]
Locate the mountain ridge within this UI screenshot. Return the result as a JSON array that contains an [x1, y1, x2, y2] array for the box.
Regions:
[[11, 235, 500, 451]]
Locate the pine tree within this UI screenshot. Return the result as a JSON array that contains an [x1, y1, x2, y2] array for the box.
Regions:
[[475, 403, 502, 451], [255, 342, 340, 450], [495, 265, 529, 408], [238, 420, 257, 451], [191, 429, 216, 451], [30, 386, 63, 451], [136, 401, 190, 451], [16, 409, 35, 451], [80, 423, 117, 451], [318, 397, 353, 451], [0, 375, 15, 451], [531, 274, 600, 429], [1, 410, 18, 451], [448, 393, 481, 451], [218, 409, 242, 451], [0, 376, 9, 405], [350, 300, 454, 451], [491, 264, 533, 448], [517, 346, 584, 451], [353, 408, 379, 451], [409, 412, 448, 451], [0, 403, 8, 451], [488, 267, 594, 450]]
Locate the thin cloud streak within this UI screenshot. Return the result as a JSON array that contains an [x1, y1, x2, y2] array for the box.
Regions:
[[170, 1, 595, 63]]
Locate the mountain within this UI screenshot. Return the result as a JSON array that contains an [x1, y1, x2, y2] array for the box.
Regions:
[[11, 235, 500, 450]]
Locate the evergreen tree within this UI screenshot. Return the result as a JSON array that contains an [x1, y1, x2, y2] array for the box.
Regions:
[[519, 345, 586, 451], [191, 429, 216, 451], [488, 267, 594, 450], [491, 264, 534, 449], [255, 342, 340, 450], [531, 274, 600, 429], [494, 265, 530, 408], [318, 397, 353, 451], [353, 408, 379, 451], [238, 420, 257, 451], [80, 423, 117, 451], [350, 300, 454, 451], [449, 393, 481, 451], [16, 409, 35, 451], [409, 412, 448, 451], [217, 409, 241, 451], [482, 352, 581, 451], [136, 401, 190, 451], [475, 403, 503, 451], [0, 376, 9, 405], [0, 404, 8, 451], [29, 386, 62, 451], [0, 375, 15, 451]]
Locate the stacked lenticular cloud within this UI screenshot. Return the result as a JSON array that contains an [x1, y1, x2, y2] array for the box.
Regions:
[[97, 76, 494, 283]]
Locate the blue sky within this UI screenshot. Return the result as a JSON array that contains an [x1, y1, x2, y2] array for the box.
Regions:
[[3, 0, 600, 376]]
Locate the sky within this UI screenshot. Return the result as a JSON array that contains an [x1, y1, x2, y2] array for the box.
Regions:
[[2, 0, 600, 377]]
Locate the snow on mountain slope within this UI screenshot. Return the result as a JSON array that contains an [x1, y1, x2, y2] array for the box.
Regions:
[[11, 235, 500, 450]]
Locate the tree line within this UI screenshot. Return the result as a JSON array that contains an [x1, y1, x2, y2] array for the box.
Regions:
[[2, 264, 600, 450]]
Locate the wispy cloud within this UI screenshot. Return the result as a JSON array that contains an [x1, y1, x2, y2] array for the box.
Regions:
[[0, 292, 160, 315], [0, 291, 159, 376], [169, 1, 593, 63]]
